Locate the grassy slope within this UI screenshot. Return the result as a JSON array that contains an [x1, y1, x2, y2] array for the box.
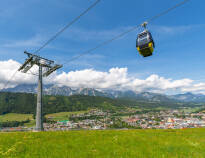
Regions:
[[0, 128, 205, 158]]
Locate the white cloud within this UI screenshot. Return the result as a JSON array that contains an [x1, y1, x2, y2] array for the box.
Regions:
[[181, 83, 205, 94], [1, 59, 205, 94], [0, 59, 37, 89]]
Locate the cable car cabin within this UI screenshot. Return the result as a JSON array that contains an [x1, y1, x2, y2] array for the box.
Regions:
[[136, 30, 155, 57]]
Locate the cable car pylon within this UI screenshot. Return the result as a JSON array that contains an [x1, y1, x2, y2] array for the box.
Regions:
[[18, 51, 63, 131]]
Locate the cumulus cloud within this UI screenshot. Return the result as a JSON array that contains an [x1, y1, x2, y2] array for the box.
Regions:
[[129, 75, 193, 93], [181, 83, 205, 94], [0, 60, 38, 89], [53, 68, 129, 89], [1, 59, 205, 94]]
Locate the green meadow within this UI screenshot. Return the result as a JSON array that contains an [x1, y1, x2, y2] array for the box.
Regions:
[[0, 128, 205, 158], [45, 110, 88, 121], [0, 111, 88, 127], [0, 113, 33, 122]]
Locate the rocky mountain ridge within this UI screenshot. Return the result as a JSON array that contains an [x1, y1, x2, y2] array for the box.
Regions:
[[2, 84, 205, 102]]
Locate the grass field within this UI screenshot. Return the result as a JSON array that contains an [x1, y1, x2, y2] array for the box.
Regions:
[[45, 111, 88, 121], [0, 112, 87, 127], [0, 113, 33, 122], [0, 128, 205, 158]]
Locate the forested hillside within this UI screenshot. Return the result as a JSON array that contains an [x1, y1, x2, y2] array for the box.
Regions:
[[0, 92, 204, 115], [0, 92, 126, 115]]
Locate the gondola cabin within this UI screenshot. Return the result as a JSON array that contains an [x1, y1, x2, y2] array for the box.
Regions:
[[136, 30, 155, 57]]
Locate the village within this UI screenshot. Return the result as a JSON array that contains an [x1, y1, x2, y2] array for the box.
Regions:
[[1, 108, 205, 132], [124, 110, 205, 129], [42, 109, 205, 131]]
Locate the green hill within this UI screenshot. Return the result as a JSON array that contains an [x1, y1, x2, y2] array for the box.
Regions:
[[0, 128, 205, 158]]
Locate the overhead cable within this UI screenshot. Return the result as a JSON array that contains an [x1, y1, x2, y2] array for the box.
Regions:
[[34, 0, 101, 55], [62, 0, 190, 65], [0, 0, 100, 90]]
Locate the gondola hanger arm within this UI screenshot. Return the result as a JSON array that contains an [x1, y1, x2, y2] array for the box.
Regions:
[[141, 22, 148, 29]]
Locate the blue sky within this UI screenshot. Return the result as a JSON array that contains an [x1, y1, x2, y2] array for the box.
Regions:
[[0, 0, 205, 93]]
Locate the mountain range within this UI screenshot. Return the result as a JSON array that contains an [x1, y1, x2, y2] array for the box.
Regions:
[[2, 84, 205, 103]]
